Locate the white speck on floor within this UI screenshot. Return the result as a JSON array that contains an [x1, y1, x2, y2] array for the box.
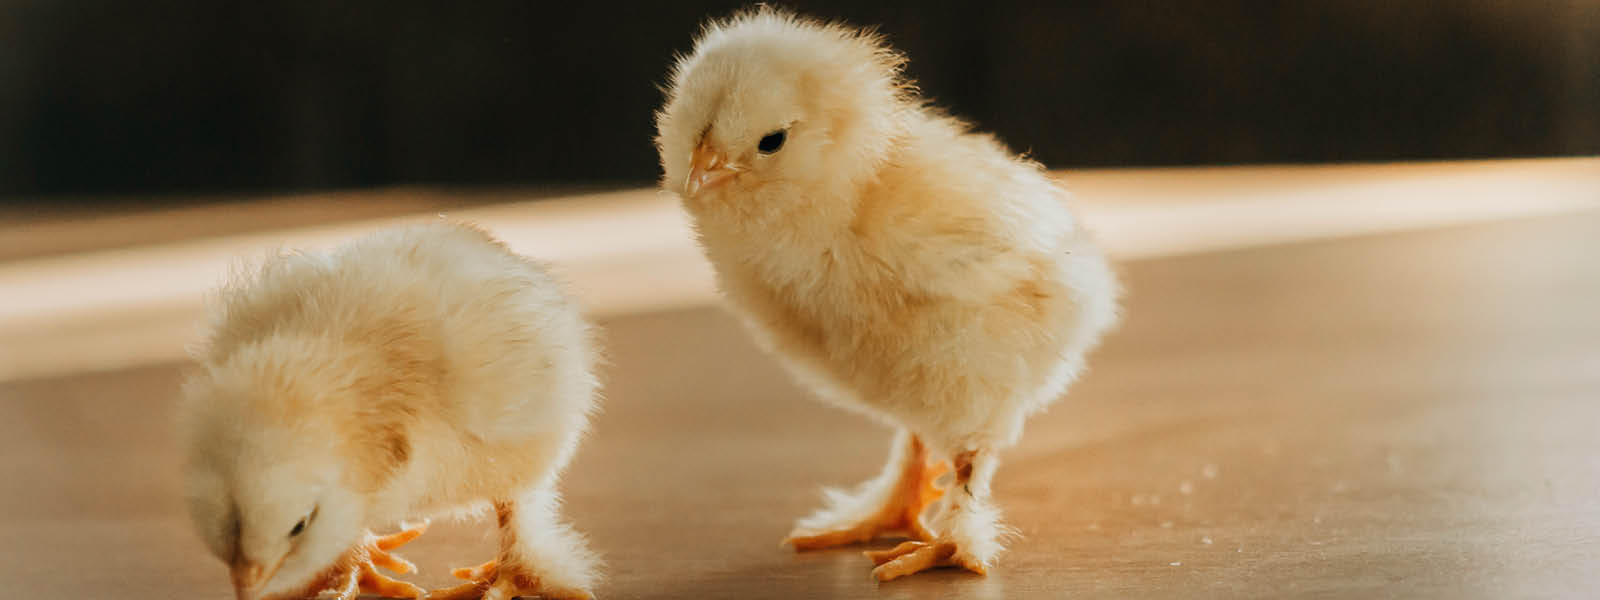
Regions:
[[1178, 480, 1194, 495], [1201, 536, 1214, 545], [1131, 492, 1164, 506], [1201, 464, 1219, 479], [1170, 561, 1182, 566]]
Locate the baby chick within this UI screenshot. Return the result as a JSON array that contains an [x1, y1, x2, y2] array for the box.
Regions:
[[655, 9, 1120, 581], [178, 222, 601, 600]]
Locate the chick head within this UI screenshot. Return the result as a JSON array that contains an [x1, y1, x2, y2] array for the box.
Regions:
[[656, 7, 910, 212], [178, 341, 377, 600]]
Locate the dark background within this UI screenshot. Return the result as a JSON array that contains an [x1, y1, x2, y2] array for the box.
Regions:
[[1, 1, 1595, 202]]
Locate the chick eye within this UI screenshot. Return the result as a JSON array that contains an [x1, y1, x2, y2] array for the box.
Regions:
[[289, 506, 316, 538], [757, 130, 786, 154]]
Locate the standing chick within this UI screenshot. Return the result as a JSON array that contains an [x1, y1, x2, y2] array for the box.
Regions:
[[655, 9, 1119, 581], [179, 222, 600, 600]]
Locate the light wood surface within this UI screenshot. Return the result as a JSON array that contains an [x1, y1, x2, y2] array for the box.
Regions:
[[3, 208, 1598, 598]]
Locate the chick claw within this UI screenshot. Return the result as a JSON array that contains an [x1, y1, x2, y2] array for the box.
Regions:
[[785, 460, 948, 551], [366, 524, 426, 574], [321, 521, 430, 600], [428, 560, 593, 600], [864, 540, 986, 582]]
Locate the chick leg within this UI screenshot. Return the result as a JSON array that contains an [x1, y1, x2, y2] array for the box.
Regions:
[[785, 429, 948, 550], [430, 491, 598, 600], [867, 448, 1001, 581], [264, 521, 430, 600]]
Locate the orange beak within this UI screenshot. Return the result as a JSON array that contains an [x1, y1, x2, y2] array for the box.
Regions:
[[230, 552, 287, 600], [685, 140, 741, 198], [230, 560, 264, 600]]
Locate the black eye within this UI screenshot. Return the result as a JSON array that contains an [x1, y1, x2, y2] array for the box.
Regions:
[[289, 506, 316, 538], [758, 130, 786, 154]]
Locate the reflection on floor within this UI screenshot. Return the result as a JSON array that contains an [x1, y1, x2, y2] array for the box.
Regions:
[[3, 209, 1598, 598]]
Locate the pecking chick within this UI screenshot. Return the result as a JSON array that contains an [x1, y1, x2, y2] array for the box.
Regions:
[[178, 222, 601, 600], [655, 8, 1120, 581]]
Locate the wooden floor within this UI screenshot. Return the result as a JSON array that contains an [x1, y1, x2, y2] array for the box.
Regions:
[[3, 206, 1598, 598]]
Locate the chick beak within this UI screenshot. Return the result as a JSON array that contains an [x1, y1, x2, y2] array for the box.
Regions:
[[685, 141, 741, 198], [230, 560, 266, 600]]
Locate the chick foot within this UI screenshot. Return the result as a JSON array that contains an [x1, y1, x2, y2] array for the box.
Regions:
[[785, 431, 948, 550], [865, 540, 985, 581], [428, 497, 598, 600], [863, 449, 1002, 582], [272, 521, 429, 600], [429, 560, 592, 600]]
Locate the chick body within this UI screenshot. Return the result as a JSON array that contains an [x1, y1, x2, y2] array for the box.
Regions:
[[180, 222, 599, 599], [698, 113, 1116, 453], [656, 9, 1119, 579]]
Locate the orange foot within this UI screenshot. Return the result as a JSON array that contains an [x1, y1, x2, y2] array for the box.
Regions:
[[269, 521, 430, 600], [864, 540, 986, 582], [428, 559, 592, 600], [785, 435, 948, 550]]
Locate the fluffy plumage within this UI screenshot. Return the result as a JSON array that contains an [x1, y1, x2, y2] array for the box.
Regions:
[[655, 8, 1119, 580], [178, 222, 600, 600]]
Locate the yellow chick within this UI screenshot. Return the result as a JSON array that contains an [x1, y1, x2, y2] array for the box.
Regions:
[[178, 222, 600, 600], [655, 9, 1120, 581]]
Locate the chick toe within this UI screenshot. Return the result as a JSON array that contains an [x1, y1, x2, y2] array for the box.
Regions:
[[361, 521, 427, 576], [869, 539, 990, 582], [868, 448, 999, 581], [323, 522, 429, 599], [373, 520, 429, 552], [785, 433, 947, 550], [868, 541, 954, 581], [863, 540, 932, 566], [428, 576, 491, 600], [449, 559, 497, 581], [429, 560, 592, 600], [353, 560, 427, 599]]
